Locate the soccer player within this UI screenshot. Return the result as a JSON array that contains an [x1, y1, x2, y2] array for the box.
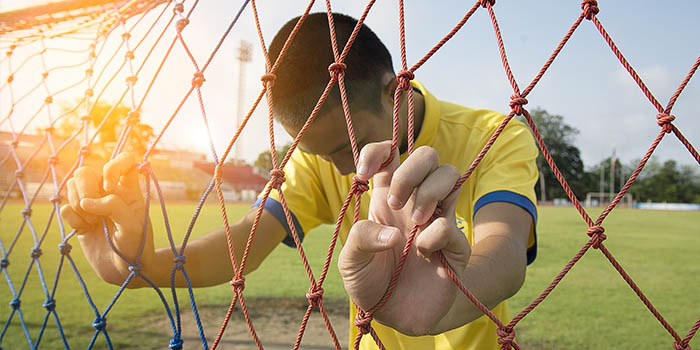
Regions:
[[61, 13, 539, 349]]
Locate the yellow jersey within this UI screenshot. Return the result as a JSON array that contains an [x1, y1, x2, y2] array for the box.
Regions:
[[256, 81, 539, 349]]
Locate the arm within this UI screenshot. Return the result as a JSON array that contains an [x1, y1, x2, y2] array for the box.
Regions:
[[430, 201, 530, 333], [140, 207, 287, 288], [60, 153, 287, 288]]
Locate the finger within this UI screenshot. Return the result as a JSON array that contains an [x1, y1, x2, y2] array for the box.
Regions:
[[356, 140, 399, 187], [387, 146, 439, 210], [74, 166, 102, 199], [60, 204, 91, 232], [80, 195, 139, 239], [339, 220, 400, 267], [415, 216, 468, 260], [67, 178, 97, 224], [410, 164, 460, 225], [103, 153, 136, 192]]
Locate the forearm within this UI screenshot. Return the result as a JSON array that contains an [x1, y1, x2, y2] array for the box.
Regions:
[[432, 232, 527, 333], [131, 209, 286, 288]]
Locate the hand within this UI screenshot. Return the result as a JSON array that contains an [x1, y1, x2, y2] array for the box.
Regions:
[[60, 153, 154, 286], [338, 141, 471, 336]]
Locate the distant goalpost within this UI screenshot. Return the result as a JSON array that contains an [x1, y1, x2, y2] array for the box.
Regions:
[[585, 192, 633, 208], [1, 1, 699, 350]]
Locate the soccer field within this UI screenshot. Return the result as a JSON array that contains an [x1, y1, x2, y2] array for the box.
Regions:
[[1, 203, 698, 349]]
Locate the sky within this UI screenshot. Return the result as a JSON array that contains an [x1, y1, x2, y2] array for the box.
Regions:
[[1, 0, 699, 170]]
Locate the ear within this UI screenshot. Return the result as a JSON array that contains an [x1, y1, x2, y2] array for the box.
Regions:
[[382, 72, 398, 101]]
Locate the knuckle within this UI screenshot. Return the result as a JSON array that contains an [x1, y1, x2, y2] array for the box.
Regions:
[[416, 146, 438, 162]]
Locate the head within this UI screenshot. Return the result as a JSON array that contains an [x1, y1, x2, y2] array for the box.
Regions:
[[268, 13, 396, 175]]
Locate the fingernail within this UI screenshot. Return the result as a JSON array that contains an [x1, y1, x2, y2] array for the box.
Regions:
[[411, 209, 425, 224], [378, 227, 395, 244], [387, 194, 401, 209], [356, 164, 368, 178]]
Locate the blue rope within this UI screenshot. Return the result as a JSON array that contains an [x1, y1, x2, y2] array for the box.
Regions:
[[0, 1, 256, 349]]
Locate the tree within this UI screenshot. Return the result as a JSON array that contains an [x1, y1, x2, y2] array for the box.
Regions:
[[628, 158, 700, 203], [56, 101, 154, 159], [253, 143, 292, 175], [519, 108, 589, 201]]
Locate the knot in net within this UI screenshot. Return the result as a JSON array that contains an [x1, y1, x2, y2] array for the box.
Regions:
[[230, 275, 246, 292], [0, 258, 8, 269], [42, 72, 49, 79], [173, 2, 184, 14], [269, 169, 286, 189], [30, 248, 43, 259], [85, 87, 94, 96], [42, 298, 56, 312], [656, 113, 676, 133], [191, 72, 206, 88], [480, 0, 496, 8], [496, 327, 516, 349], [260, 73, 276, 88], [509, 94, 528, 116], [328, 62, 347, 82], [306, 286, 325, 307], [353, 311, 373, 335], [47, 155, 59, 166], [169, 337, 184, 350], [582, 0, 600, 20], [351, 176, 369, 194], [673, 341, 691, 350], [125, 50, 135, 60], [396, 70, 415, 91], [127, 110, 141, 126], [121, 32, 131, 41], [587, 225, 607, 249], [9, 299, 21, 311], [49, 194, 61, 204], [21, 208, 32, 218], [79, 146, 90, 157], [128, 264, 142, 273], [58, 243, 72, 255], [213, 164, 223, 181], [173, 255, 186, 270], [44, 96, 53, 104], [6, 74, 13, 83], [138, 161, 151, 175], [14, 169, 24, 178], [176, 18, 190, 32], [92, 316, 107, 331], [126, 75, 138, 85]]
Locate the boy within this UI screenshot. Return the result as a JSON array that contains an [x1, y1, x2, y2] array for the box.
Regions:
[[61, 13, 538, 349]]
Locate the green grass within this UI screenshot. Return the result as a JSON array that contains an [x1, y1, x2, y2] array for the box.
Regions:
[[1, 203, 698, 349]]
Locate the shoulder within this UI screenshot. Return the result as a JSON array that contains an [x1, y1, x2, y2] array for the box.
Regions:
[[435, 99, 532, 145]]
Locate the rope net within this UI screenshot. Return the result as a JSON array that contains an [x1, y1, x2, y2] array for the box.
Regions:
[[1, 0, 699, 349]]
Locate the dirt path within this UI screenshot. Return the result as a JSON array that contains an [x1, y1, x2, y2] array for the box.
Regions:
[[164, 298, 349, 349]]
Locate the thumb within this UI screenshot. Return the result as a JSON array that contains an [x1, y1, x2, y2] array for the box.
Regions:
[[339, 220, 400, 269]]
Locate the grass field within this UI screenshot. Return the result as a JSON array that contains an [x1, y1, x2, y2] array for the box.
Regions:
[[1, 202, 698, 349]]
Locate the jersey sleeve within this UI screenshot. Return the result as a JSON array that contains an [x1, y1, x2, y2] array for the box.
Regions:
[[472, 118, 540, 264], [253, 149, 334, 248]]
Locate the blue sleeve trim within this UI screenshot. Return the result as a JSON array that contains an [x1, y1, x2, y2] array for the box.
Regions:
[[473, 190, 538, 265], [253, 197, 305, 248]]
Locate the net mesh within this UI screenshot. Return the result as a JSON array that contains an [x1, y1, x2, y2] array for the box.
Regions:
[[1, 0, 699, 349]]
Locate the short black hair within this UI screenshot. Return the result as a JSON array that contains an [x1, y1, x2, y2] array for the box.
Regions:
[[268, 12, 394, 127]]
